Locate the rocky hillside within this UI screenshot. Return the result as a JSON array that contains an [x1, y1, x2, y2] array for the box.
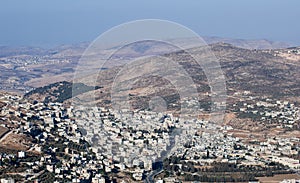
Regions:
[[24, 43, 300, 112]]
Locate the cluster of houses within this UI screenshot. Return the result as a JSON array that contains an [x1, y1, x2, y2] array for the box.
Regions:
[[0, 93, 106, 182], [234, 94, 299, 128], [0, 92, 300, 182]]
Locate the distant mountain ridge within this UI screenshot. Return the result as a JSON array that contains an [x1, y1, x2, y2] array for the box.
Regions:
[[1, 37, 299, 95], [203, 36, 294, 50], [0, 37, 295, 58]]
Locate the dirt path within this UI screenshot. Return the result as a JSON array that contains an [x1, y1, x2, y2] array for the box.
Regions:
[[0, 130, 13, 143]]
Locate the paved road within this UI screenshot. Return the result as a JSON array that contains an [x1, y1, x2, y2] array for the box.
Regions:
[[145, 129, 180, 183], [145, 169, 163, 183]]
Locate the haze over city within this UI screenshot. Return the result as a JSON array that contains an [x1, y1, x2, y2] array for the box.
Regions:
[[1, 0, 300, 47]]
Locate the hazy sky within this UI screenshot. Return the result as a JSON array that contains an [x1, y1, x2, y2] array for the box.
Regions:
[[1, 0, 300, 47]]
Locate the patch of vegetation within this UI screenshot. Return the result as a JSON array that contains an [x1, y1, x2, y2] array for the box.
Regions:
[[163, 156, 291, 182], [25, 81, 102, 103]]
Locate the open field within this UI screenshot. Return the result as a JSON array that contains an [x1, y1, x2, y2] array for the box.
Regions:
[[0, 132, 31, 151]]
